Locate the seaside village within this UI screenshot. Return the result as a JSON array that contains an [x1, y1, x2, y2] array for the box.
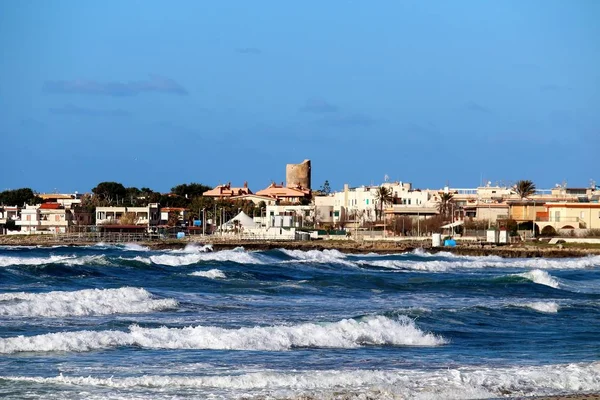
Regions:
[[2, 159, 600, 244]]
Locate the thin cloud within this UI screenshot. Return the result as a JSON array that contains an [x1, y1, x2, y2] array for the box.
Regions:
[[43, 75, 188, 96], [235, 47, 262, 55], [465, 101, 491, 114], [300, 98, 339, 113], [49, 104, 131, 117], [317, 113, 376, 127]]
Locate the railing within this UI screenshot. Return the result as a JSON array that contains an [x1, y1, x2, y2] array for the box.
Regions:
[[534, 216, 580, 223]]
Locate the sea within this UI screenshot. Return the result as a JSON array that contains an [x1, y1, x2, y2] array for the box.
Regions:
[[0, 243, 599, 400]]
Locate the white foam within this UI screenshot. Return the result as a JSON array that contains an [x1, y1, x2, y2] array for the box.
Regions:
[[2, 362, 599, 399], [516, 269, 560, 288], [523, 301, 560, 313], [0, 315, 445, 354], [0, 254, 113, 267], [149, 248, 264, 266], [176, 243, 213, 253], [280, 248, 355, 266], [358, 255, 600, 272], [0, 287, 178, 317], [189, 269, 226, 279], [0, 255, 75, 267], [121, 243, 150, 252]]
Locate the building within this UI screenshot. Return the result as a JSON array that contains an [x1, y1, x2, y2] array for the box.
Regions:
[[229, 194, 277, 206], [286, 159, 311, 189], [0, 206, 20, 234], [535, 202, 600, 235], [95, 204, 160, 231], [160, 207, 189, 226], [203, 182, 252, 199], [38, 193, 82, 209], [14, 203, 73, 234], [255, 183, 311, 204]]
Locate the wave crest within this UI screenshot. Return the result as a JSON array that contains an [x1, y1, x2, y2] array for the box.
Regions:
[[0, 315, 445, 353], [516, 269, 560, 288], [189, 269, 226, 279], [2, 362, 599, 399], [0, 287, 178, 317]]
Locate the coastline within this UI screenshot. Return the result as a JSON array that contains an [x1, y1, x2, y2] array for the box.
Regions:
[[2, 235, 600, 258]]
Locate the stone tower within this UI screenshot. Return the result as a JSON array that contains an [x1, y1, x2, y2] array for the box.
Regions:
[[286, 159, 311, 189]]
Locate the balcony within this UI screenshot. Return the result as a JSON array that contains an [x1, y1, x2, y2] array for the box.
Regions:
[[40, 220, 69, 226], [534, 216, 580, 223]]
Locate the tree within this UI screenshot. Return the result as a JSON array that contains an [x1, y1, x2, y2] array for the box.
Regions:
[[437, 192, 454, 220], [0, 188, 41, 206], [320, 180, 331, 195], [167, 211, 180, 227], [515, 180, 536, 199], [374, 186, 393, 221], [92, 182, 127, 205], [170, 183, 211, 198], [119, 212, 138, 225]]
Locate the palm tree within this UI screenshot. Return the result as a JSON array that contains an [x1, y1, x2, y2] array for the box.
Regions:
[[515, 180, 536, 199], [437, 192, 454, 219], [375, 186, 393, 221]]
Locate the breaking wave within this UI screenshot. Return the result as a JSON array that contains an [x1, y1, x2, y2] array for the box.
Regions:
[[149, 247, 265, 266], [189, 269, 226, 279], [0, 315, 445, 353], [279, 248, 356, 266], [358, 254, 600, 272], [0, 254, 111, 267], [1, 362, 598, 399], [0, 287, 178, 317], [516, 269, 560, 288]]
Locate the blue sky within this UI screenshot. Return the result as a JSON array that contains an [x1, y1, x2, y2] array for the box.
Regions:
[[1, 0, 598, 193]]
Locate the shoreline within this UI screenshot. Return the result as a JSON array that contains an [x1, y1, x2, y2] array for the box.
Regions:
[[2, 236, 600, 258]]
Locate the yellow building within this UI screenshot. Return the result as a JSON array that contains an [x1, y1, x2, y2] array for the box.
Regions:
[[535, 203, 600, 235]]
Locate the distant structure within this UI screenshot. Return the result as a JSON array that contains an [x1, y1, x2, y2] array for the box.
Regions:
[[286, 159, 311, 189]]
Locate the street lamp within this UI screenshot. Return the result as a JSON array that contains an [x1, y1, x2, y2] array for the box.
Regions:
[[202, 208, 206, 236]]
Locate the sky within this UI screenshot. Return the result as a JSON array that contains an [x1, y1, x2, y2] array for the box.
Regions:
[[1, 0, 598, 194]]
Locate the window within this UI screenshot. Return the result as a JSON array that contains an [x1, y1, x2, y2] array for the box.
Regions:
[[366, 199, 369, 205], [334, 211, 340, 217]]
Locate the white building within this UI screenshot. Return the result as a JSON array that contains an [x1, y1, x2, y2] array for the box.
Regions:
[[95, 204, 160, 230], [16, 203, 74, 234]]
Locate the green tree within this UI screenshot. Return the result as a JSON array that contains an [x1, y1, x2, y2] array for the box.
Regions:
[[320, 180, 331, 195], [170, 183, 211, 198], [437, 192, 454, 219], [0, 188, 42, 206], [515, 180, 536, 199], [374, 186, 393, 221], [92, 182, 127, 204]]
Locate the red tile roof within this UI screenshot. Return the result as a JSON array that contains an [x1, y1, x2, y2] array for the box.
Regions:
[[40, 203, 62, 210]]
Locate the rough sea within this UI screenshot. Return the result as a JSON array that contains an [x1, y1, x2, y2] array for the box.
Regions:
[[0, 243, 599, 399]]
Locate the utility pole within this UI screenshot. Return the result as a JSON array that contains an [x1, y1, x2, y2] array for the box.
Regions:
[[202, 208, 206, 236]]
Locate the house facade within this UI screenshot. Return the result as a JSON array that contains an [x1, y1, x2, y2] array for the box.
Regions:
[[95, 204, 160, 231], [535, 203, 600, 234], [255, 183, 311, 204]]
